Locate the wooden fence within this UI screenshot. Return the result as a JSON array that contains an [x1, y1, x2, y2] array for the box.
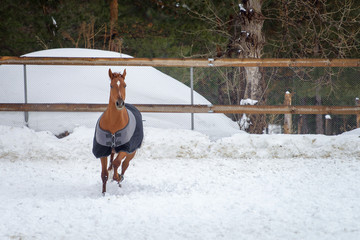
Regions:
[[0, 103, 359, 115], [1, 56, 359, 67], [1, 56, 359, 130]]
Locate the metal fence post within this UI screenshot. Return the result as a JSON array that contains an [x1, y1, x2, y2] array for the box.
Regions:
[[356, 97, 359, 128], [23, 64, 29, 127], [190, 67, 194, 130]]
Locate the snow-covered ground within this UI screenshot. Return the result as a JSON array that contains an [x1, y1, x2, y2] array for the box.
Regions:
[[0, 125, 360, 240], [1, 48, 360, 239]]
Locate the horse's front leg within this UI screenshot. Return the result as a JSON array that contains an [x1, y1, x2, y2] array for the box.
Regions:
[[100, 157, 108, 194]]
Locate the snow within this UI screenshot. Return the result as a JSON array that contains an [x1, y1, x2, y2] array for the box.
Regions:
[[240, 98, 258, 105], [0, 125, 360, 239], [266, 124, 282, 134], [51, 16, 57, 27], [1, 48, 360, 239], [239, 3, 246, 12], [340, 127, 360, 136], [239, 99, 258, 130]]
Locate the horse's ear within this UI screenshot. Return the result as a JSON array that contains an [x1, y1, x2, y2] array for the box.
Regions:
[[108, 68, 113, 79], [123, 69, 127, 78]]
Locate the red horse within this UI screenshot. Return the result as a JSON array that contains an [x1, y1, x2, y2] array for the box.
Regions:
[[92, 69, 143, 194]]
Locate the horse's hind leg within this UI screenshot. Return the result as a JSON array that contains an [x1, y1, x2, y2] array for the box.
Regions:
[[100, 157, 108, 194]]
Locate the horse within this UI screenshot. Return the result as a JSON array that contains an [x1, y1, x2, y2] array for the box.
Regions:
[[92, 68, 143, 194]]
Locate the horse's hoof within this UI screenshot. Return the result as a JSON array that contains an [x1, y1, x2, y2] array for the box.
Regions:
[[113, 174, 124, 183]]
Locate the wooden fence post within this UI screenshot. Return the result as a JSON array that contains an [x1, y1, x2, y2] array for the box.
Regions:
[[325, 115, 332, 135], [283, 91, 292, 134], [356, 97, 360, 128]]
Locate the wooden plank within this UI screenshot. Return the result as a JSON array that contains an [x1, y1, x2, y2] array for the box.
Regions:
[[0, 103, 107, 112], [0, 56, 359, 67], [211, 105, 360, 115], [0, 103, 359, 115], [136, 104, 210, 113]]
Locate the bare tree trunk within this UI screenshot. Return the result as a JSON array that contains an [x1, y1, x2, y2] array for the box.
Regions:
[[315, 84, 324, 134], [314, 42, 324, 134], [109, 0, 119, 51], [240, 0, 265, 98], [238, 0, 266, 133], [298, 97, 309, 134], [109, 0, 118, 27], [185, 0, 266, 133]]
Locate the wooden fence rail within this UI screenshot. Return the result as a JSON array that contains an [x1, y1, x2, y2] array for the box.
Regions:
[[1, 103, 359, 115], [1, 56, 360, 67], [1, 57, 359, 130]]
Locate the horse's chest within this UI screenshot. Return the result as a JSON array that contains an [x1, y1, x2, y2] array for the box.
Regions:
[[95, 110, 136, 148], [92, 104, 144, 158]]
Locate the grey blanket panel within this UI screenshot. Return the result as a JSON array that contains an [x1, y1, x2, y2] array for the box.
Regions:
[[92, 103, 144, 158], [95, 110, 136, 147]]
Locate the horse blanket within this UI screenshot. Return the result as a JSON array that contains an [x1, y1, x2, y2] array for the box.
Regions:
[[92, 103, 143, 158]]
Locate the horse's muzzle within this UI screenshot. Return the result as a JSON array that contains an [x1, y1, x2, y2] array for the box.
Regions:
[[115, 99, 125, 110]]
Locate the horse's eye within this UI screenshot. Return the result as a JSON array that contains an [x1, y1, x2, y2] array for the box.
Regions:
[[110, 85, 113, 89]]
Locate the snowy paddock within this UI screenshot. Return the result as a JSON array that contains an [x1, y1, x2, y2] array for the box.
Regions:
[[1, 125, 360, 240]]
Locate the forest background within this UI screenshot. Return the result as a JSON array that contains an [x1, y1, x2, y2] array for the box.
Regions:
[[1, 0, 359, 134]]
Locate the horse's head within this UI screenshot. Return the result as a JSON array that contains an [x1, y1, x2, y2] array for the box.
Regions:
[[108, 68, 127, 110]]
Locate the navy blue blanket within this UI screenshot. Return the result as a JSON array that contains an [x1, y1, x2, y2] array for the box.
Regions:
[[92, 103, 143, 158]]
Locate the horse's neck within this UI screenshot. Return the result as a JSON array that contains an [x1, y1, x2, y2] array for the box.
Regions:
[[99, 105, 129, 134]]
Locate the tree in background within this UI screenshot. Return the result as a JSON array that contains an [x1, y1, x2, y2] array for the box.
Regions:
[[180, 0, 267, 133], [179, 0, 359, 133], [1, 0, 358, 134], [264, 0, 360, 133], [0, 0, 59, 55]]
